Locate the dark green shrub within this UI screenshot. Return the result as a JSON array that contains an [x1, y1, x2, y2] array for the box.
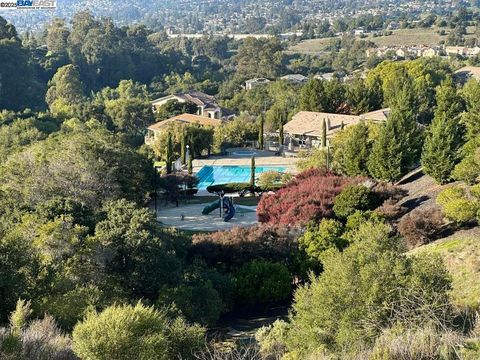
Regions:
[[234, 260, 291, 306], [207, 182, 251, 194], [333, 185, 375, 219]]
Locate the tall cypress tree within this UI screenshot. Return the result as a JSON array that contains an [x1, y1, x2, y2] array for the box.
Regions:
[[299, 78, 326, 112], [342, 121, 370, 176], [279, 123, 284, 148], [321, 119, 327, 148], [180, 129, 186, 165], [165, 132, 173, 174], [250, 156, 256, 187], [421, 77, 465, 184], [368, 83, 423, 182], [258, 114, 264, 150]]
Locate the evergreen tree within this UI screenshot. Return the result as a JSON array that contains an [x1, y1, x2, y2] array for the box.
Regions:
[[340, 121, 371, 176], [250, 157, 256, 187], [461, 79, 480, 141], [368, 84, 423, 182], [166, 133, 173, 174], [188, 156, 193, 175], [258, 114, 264, 150], [321, 119, 327, 148], [421, 78, 465, 184], [278, 123, 284, 149], [180, 130, 186, 165], [299, 79, 325, 112]]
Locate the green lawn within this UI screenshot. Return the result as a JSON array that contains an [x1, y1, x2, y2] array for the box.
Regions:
[[411, 236, 480, 309]]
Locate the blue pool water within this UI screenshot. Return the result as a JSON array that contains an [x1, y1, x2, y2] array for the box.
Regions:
[[196, 165, 287, 190]]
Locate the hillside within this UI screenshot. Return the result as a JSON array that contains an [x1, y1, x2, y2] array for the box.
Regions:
[[398, 173, 480, 310], [288, 26, 477, 54], [411, 231, 480, 309]]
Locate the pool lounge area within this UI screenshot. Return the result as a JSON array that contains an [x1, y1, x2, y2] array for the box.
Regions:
[[196, 165, 288, 190]]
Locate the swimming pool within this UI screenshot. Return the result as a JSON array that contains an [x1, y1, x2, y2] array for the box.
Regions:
[[196, 165, 287, 190]]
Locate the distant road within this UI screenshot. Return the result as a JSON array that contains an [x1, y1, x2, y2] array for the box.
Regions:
[[168, 32, 302, 40]]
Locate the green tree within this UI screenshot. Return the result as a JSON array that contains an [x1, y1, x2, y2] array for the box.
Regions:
[[45, 64, 85, 117], [333, 185, 375, 219], [368, 85, 423, 182], [258, 114, 264, 150], [90, 200, 183, 299], [321, 118, 327, 148], [103, 80, 154, 137], [234, 260, 291, 306], [298, 219, 346, 266], [154, 99, 197, 121], [165, 132, 173, 174], [72, 303, 205, 360], [0, 17, 43, 111], [250, 156, 256, 187], [421, 77, 465, 184], [299, 79, 325, 112], [45, 18, 70, 52], [461, 79, 480, 141], [284, 221, 452, 356], [332, 121, 371, 176]]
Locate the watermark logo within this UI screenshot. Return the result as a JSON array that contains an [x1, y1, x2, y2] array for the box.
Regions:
[[0, 0, 56, 9]]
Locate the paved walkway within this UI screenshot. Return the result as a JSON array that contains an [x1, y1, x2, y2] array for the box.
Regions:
[[156, 203, 258, 231]]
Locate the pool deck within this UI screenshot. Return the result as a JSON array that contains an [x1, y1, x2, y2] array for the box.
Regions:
[[156, 203, 259, 231]]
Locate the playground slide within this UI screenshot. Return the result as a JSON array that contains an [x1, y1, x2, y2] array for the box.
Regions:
[[202, 198, 236, 222], [223, 198, 236, 222], [202, 199, 220, 215]]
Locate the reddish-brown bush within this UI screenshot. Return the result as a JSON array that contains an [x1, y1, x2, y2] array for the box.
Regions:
[[398, 208, 448, 249], [375, 199, 408, 220], [371, 182, 408, 204], [190, 225, 299, 269], [256, 169, 360, 226]]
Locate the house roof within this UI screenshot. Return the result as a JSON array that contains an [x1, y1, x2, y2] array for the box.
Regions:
[[245, 77, 270, 84], [283, 111, 361, 138], [280, 74, 308, 82], [151, 91, 216, 107], [284, 108, 390, 138], [148, 113, 224, 132], [360, 108, 391, 122]]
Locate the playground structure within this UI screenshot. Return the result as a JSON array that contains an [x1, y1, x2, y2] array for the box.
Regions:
[[202, 195, 236, 222]]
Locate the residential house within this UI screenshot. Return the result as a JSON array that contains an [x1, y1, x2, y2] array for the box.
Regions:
[[395, 48, 407, 58], [144, 113, 224, 146], [445, 46, 468, 57], [282, 108, 390, 148], [422, 47, 443, 57], [151, 90, 234, 120], [280, 74, 308, 84], [245, 77, 271, 90], [467, 47, 480, 57]]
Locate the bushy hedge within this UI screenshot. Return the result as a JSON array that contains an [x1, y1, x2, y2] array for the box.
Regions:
[[206, 182, 252, 194], [436, 185, 480, 225], [190, 225, 298, 270], [234, 260, 291, 306], [206, 182, 282, 194], [333, 184, 375, 219], [257, 169, 361, 226]]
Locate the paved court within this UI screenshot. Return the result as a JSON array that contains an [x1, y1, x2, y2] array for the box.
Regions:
[[156, 203, 258, 231]]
